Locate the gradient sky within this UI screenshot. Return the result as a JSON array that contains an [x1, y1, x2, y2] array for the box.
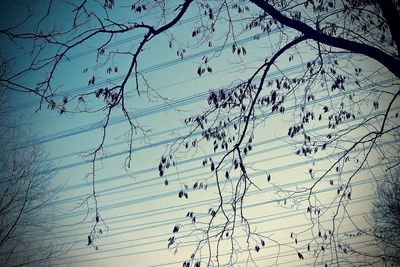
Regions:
[[1, 1, 398, 266]]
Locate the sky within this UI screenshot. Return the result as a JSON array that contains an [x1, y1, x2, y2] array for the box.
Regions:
[[0, 1, 399, 267]]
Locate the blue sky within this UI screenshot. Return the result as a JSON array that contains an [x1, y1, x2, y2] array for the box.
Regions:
[[1, 1, 399, 266]]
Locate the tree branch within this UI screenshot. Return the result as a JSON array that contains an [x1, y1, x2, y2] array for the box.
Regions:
[[251, 0, 400, 78], [376, 0, 400, 55]]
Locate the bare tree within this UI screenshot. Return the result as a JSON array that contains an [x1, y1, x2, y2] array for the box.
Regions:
[[371, 168, 400, 265], [363, 167, 400, 266], [0, 0, 399, 265], [0, 99, 60, 266]]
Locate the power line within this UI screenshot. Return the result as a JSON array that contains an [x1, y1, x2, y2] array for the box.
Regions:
[[24, 113, 396, 227], [12, 178, 377, 263], [1, 107, 394, 247], [15, 52, 319, 150], [39, 108, 399, 217], [8, 76, 393, 186], [152, 229, 379, 267], [3, 3, 396, 266], [7, 149, 384, 256], [51, 209, 375, 266], [12, 191, 376, 259], [9, 23, 282, 113], [36, 157, 388, 243]]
